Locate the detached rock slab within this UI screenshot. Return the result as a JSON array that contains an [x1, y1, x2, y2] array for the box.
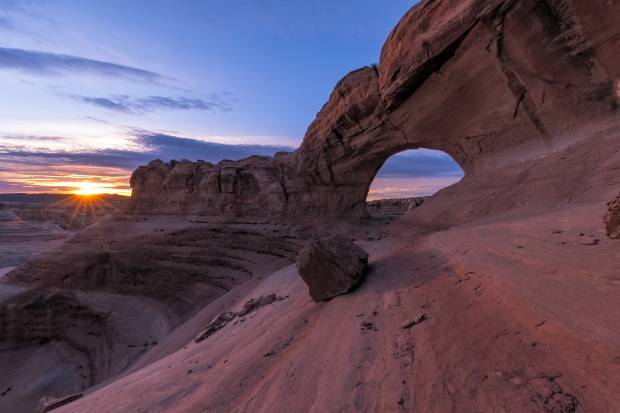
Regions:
[[605, 193, 620, 239], [401, 313, 427, 329], [297, 235, 368, 302], [38, 393, 83, 412]]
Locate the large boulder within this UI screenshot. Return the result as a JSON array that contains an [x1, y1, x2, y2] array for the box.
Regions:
[[605, 193, 620, 239], [297, 235, 368, 302]]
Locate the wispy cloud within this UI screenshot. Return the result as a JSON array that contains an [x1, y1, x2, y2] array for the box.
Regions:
[[2, 133, 66, 142], [0, 148, 151, 170], [0, 46, 164, 82], [70, 94, 233, 114]]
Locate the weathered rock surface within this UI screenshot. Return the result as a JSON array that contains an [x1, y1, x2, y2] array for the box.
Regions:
[[605, 192, 620, 239], [297, 235, 368, 302], [38, 393, 83, 412], [128, 0, 620, 224], [195, 293, 288, 343], [128, 157, 290, 217]]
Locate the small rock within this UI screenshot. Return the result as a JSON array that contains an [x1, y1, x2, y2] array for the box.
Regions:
[[582, 238, 600, 246], [401, 313, 427, 329], [508, 376, 523, 385], [360, 321, 377, 331]]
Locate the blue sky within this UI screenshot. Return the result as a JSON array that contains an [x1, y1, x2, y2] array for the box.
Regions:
[[0, 0, 463, 197]]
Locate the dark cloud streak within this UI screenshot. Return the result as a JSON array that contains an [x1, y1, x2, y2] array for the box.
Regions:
[[71, 94, 232, 114], [0, 47, 164, 82], [72, 96, 134, 113]]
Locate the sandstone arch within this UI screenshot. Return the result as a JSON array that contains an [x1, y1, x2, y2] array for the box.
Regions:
[[129, 0, 620, 224]]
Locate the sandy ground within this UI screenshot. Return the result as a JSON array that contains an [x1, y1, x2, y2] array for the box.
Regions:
[[0, 208, 68, 274]]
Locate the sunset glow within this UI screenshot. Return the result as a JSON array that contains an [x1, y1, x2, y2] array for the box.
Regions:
[[0, 162, 132, 196], [73, 181, 116, 196]]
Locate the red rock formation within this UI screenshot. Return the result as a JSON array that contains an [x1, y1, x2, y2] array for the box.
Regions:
[[128, 0, 620, 224], [128, 157, 290, 217]]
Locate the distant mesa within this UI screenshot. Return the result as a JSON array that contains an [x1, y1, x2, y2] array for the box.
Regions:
[[366, 197, 426, 218]]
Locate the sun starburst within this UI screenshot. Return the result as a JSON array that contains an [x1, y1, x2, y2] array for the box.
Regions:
[[73, 181, 110, 196]]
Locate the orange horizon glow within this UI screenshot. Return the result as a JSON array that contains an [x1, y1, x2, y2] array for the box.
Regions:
[[72, 181, 125, 196], [0, 163, 132, 197]]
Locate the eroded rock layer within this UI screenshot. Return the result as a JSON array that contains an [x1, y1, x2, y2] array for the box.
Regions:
[[128, 0, 620, 223]]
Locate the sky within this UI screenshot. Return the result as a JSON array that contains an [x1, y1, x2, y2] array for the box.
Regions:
[[0, 0, 463, 198]]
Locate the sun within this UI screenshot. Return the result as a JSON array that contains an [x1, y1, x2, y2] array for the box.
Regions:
[[73, 181, 108, 196]]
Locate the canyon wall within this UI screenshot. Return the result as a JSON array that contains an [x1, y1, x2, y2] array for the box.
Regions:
[[128, 0, 620, 223]]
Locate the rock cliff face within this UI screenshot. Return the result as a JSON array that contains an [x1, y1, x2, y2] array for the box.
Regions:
[[129, 0, 620, 225], [128, 156, 290, 217]]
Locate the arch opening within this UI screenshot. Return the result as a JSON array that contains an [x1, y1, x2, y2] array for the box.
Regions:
[[364, 149, 464, 217]]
